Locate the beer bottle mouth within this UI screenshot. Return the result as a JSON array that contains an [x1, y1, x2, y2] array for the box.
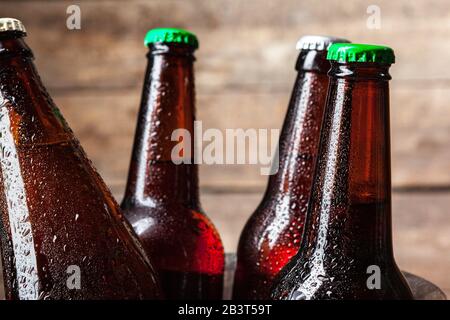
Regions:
[[0, 18, 27, 37]]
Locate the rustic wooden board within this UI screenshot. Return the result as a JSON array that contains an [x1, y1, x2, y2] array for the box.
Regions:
[[54, 86, 450, 190], [0, 0, 448, 301], [0, 0, 448, 188], [0, 0, 449, 89]]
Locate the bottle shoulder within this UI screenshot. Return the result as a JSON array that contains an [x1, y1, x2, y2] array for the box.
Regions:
[[123, 203, 225, 275], [123, 203, 220, 239]]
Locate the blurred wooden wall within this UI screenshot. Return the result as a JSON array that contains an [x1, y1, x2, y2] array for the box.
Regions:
[[2, 0, 449, 192], [0, 0, 449, 296]]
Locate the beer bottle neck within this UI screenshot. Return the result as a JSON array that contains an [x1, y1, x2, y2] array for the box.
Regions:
[[122, 43, 199, 209], [326, 62, 392, 205], [295, 50, 331, 73], [304, 62, 394, 266], [0, 35, 69, 146], [264, 51, 329, 209], [0, 34, 33, 60]]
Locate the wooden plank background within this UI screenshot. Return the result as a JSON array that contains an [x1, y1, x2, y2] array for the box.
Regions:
[[0, 0, 448, 298], [1, 0, 449, 190]]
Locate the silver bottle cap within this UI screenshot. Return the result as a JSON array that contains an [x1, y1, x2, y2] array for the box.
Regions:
[[296, 35, 349, 51], [0, 18, 27, 35]]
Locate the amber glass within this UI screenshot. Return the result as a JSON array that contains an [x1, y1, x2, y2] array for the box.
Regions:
[[121, 43, 224, 300], [233, 50, 331, 300], [0, 32, 161, 299], [271, 61, 413, 300]]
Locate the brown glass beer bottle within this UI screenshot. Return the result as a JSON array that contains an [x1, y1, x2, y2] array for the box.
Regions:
[[0, 18, 162, 299], [233, 36, 349, 300], [272, 43, 413, 300], [121, 28, 224, 300]]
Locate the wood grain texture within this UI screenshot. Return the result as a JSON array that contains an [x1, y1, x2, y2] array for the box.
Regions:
[[54, 86, 450, 190], [2, 0, 450, 89], [0, 0, 448, 188], [0, 0, 448, 299]]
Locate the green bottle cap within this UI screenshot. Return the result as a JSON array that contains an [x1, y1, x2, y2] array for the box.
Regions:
[[144, 28, 199, 49], [327, 43, 395, 64]]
